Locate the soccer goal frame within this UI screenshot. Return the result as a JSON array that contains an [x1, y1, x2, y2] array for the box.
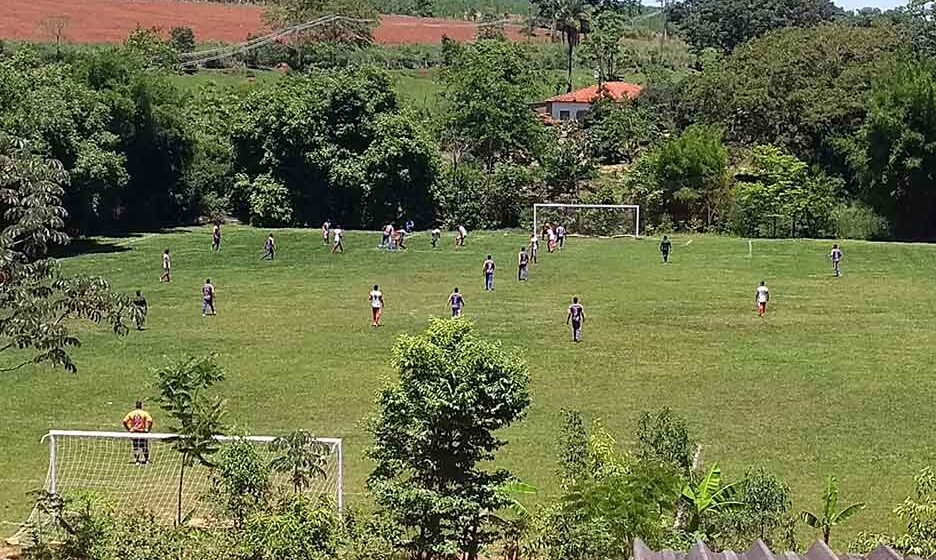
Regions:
[[23, 429, 343, 532], [532, 203, 641, 238]]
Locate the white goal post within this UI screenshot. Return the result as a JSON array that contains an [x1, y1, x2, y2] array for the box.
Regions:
[[532, 203, 641, 238], [17, 430, 343, 537]]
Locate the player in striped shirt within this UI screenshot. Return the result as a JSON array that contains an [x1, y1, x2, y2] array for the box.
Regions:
[[482, 255, 495, 291], [830, 244, 843, 277], [448, 287, 465, 317]]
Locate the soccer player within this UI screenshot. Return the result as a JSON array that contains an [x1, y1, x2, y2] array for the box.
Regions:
[[756, 281, 770, 318], [211, 223, 221, 252], [431, 228, 441, 248], [566, 297, 585, 342], [456, 225, 468, 247], [547, 227, 558, 253], [397, 228, 407, 250], [448, 287, 465, 317], [482, 255, 495, 291], [830, 244, 843, 277], [160, 249, 171, 282], [133, 290, 148, 330], [369, 284, 384, 327], [381, 223, 393, 248], [556, 224, 566, 250], [660, 235, 672, 263], [518, 247, 529, 281], [322, 220, 331, 246], [202, 279, 216, 317], [122, 401, 153, 466], [262, 233, 276, 260], [332, 225, 344, 253], [529, 234, 539, 264], [405, 219, 414, 233]]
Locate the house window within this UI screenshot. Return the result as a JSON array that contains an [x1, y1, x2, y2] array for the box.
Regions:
[[559, 110, 571, 121]]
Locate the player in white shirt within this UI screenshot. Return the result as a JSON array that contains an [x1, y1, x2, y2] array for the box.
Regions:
[[455, 225, 468, 247], [332, 226, 344, 253], [160, 249, 171, 282], [368, 285, 384, 328], [547, 227, 557, 253], [830, 244, 843, 277], [529, 234, 539, 264], [322, 220, 331, 245], [755, 281, 770, 318]]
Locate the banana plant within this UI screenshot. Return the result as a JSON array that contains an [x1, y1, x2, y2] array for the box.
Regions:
[[680, 462, 742, 531], [490, 479, 538, 560], [801, 475, 865, 545]]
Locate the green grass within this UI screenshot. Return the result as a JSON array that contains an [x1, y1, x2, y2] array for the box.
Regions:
[[3, 228, 936, 542]]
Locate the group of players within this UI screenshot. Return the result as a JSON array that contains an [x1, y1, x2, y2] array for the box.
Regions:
[[135, 222, 846, 339]]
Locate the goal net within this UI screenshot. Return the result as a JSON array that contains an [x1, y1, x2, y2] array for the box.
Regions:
[[13, 430, 342, 541], [532, 203, 640, 238]]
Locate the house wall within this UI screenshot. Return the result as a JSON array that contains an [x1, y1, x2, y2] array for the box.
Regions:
[[549, 102, 591, 121]]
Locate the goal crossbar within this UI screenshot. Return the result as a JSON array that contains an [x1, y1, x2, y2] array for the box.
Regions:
[[533, 203, 641, 237]]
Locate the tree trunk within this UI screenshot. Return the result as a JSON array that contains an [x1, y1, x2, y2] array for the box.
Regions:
[[176, 458, 186, 526], [566, 40, 574, 92]]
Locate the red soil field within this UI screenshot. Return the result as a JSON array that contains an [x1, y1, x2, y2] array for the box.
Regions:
[[1, 0, 528, 45]]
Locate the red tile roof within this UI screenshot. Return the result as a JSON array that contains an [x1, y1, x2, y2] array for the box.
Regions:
[[545, 82, 643, 104]]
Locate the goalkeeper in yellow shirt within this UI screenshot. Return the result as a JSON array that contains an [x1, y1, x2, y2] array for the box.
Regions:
[[122, 401, 154, 466]]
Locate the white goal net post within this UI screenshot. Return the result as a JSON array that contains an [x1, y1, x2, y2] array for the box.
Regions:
[[16, 430, 343, 537], [532, 203, 641, 238]]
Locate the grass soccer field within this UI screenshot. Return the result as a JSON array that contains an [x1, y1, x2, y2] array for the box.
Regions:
[[2, 227, 936, 539]]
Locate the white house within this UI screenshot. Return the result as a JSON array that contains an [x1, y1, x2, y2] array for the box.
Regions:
[[542, 82, 643, 122]]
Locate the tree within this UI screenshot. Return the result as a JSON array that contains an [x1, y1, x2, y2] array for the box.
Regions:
[[800, 475, 865, 545], [677, 23, 907, 176], [270, 429, 331, 495], [366, 318, 530, 560], [856, 58, 936, 240], [577, 9, 629, 83], [654, 124, 728, 228], [669, 0, 838, 54], [0, 134, 138, 374], [154, 355, 227, 525], [540, 125, 597, 202], [680, 463, 741, 531], [441, 40, 543, 171], [731, 144, 838, 238], [553, 0, 591, 92], [581, 97, 662, 164], [211, 437, 272, 527], [707, 466, 796, 550], [634, 407, 696, 475], [40, 16, 69, 59], [169, 26, 196, 54]]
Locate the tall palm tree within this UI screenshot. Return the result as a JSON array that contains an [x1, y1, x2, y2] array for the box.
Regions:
[[554, 0, 591, 92]]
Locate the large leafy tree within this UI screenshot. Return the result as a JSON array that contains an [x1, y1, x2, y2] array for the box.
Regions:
[[441, 40, 543, 171], [233, 67, 438, 228], [855, 58, 936, 240], [577, 9, 630, 84], [0, 134, 138, 374], [366, 318, 530, 560], [669, 0, 838, 54], [581, 97, 662, 164], [653, 124, 728, 227], [678, 23, 907, 176]]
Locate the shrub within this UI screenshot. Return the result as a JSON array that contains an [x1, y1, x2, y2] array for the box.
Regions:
[[238, 173, 293, 227], [832, 202, 890, 240], [211, 438, 272, 526]]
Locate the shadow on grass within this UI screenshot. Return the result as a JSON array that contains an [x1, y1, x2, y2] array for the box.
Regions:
[[52, 228, 196, 258]]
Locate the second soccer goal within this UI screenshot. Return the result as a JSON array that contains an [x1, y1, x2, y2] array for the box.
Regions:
[[532, 203, 641, 238]]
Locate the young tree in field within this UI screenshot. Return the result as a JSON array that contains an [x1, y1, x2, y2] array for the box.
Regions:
[[366, 318, 531, 560], [169, 26, 196, 54], [154, 355, 227, 525], [800, 475, 865, 545], [577, 9, 629, 83], [270, 429, 331, 495], [0, 134, 138, 374], [40, 16, 69, 59]]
